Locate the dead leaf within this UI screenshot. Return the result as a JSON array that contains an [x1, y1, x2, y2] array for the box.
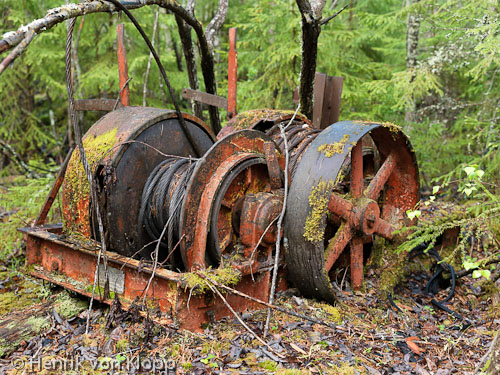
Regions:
[[406, 337, 424, 355]]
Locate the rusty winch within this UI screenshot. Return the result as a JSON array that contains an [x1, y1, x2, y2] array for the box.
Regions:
[[20, 25, 419, 331], [22, 104, 419, 330]]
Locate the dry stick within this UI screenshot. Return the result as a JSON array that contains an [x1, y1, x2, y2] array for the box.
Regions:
[[0, 28, 35, 75], [264, 104, 300, 337], [474, 330, 499, 374], [197, 272, 336, 329], [143, 6, 160, 106], [249, 215, 279, 281], [113, 77, 133, 110], [65, 18, 109, 334], [202, 278, 285, 359]]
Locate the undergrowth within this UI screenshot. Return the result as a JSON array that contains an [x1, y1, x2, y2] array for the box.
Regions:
[[0, 175, 58, 262], [397, 165, 500, 280]]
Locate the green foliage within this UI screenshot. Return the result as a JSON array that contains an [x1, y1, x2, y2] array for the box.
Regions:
[[0, 176, 57, 259], [398, 165, 499, 278]]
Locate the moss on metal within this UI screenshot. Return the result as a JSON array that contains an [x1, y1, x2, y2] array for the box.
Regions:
[[62, 127, 118, 234], [303, 179, 334, 243], [227, 109, 308, 131], [181, 266, 242, 295], [317, 134, 350, 157]]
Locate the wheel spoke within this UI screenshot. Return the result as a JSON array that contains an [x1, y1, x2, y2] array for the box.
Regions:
[[325, 223, 352, 272], [328, 193, 353, 221], [350, 237, 364, 289], [365, 151, 397, 200], [351, 142, 363, 198], [374, 217, 395, 240]]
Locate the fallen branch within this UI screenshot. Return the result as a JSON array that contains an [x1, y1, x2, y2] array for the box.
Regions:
[[196, 271, 336, 330], [202, 277, 285, 359], [264, 104, 300, 336]]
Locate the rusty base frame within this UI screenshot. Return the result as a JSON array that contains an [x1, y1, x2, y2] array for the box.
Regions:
[[20, 225, 284, 332]]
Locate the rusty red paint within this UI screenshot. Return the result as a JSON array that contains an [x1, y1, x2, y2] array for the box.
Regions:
[[365, 151, 397, 200], [324, 223, 352, 272], [351, 142, 363, 198], [227, 28, 237, 119], [263, 141, 282, 190], [180, 130, 284, 270], [116, 24, 130, 107], [21, 224, 283, 332]]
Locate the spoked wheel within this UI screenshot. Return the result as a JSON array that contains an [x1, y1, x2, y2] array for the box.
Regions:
[[284, 121, 419, 303]]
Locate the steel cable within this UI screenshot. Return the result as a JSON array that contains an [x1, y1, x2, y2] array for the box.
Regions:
[[139, 157, 197, 262]]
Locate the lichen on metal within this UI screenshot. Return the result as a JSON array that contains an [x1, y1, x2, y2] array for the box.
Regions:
[[303, 179, 334, 243], [317, 134, 350, 157]]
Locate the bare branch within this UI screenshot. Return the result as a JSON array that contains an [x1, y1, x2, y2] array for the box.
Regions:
[[0, 0, 221, 133], [0, 1, 145, 56], [320, 4, 348, 25], [143, 6, 160, 106], [205, 0, 229, 51]]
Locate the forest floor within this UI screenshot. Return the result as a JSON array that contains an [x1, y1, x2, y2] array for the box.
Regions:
[[0, 204, 498, 374]]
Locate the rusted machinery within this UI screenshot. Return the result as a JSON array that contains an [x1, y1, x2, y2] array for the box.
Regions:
[[18, 15, 419, 331], [21, 103, 419, 330]]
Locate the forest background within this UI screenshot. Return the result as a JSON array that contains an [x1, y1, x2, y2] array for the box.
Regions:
[[0, 0, 499, 288]]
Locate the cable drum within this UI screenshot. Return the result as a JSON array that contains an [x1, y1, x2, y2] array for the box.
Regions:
[[266, 121, 321, 178], [138, 157, 198, 268]]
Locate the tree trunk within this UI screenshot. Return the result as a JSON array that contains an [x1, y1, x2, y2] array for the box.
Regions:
[[296, 0, 325, 119], [175, 15, 203, 119], [405, 0, 421, 122]]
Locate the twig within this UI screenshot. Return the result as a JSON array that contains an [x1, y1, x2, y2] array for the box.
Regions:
[[264, 104, 300, 337], [143, 6, 160, 106], [113, 77, 133, 110], [0, 28, 35, 75], [142, 197, 183, 303], [249, 215, 279, 281], [197, 272, 336, 329], [202, 277, 285, 359], [474, 331, 499, 374], [320, 4, 348, 25]]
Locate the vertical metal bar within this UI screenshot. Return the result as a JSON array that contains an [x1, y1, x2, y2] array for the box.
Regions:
[[35, 149, 74, 226], [227, 27, 237, 119], [116, 23, 130, 107], [350, 237, 364, 290], [312, 72, 327, 128], [320, 76, 343, 129], [351, 142, 363, 198], [350, 141, 364, 289]]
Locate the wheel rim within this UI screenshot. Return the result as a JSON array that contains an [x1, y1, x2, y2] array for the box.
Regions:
[[284, 121, 419, 303]]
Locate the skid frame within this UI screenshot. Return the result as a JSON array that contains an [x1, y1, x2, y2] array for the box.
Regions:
[[20, 224, 280, 332]]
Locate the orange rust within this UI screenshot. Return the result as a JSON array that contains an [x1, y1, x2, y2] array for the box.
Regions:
[[116, 24, 130, 107]]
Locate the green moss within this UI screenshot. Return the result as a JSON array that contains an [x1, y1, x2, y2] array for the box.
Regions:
[[228, 109, 308, 131], [304, 179, 334, 243], [0, 316, 50, 357], [25, 316, 51, 332], [0, 274, 41, 315], [115, 338, 129, 352], [318, 134, 350, 157], [276, 370, 306, 375], [258, 359, 278, 371], [320, 304, 343, 324], [63, 127, 118, 234], [54, 291, 88, 319], [181, 266, 242, 295], [325, 363, 358, 374]]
